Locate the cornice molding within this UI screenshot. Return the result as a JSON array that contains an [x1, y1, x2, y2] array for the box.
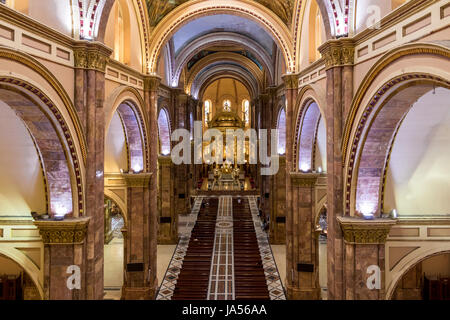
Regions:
[[318, 38, 355, 70], [122, 173, 152, 187], [33, 217, 90, 244], [337, 216, 397, 244]]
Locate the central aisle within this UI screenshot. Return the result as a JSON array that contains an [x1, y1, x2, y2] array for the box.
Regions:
[[157, 196, 286, 300]]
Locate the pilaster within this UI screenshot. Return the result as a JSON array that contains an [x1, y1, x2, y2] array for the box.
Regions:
[[121, 173, 156, 300], [34, 218, 90, 300]]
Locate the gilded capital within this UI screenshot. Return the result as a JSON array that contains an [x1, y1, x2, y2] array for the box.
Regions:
[[319, 38, 355, 69], [122, 173, 152, 187], [290, 172, 322, 187], [73, 42, 112, 72], [144, 75, 161, 92], [282, 74, 299, 90], [34, 217, 90, 244], [267, 86, 278, 98], [337, 216, 397, 244], [158, 155, 173, 165], [259, 93, 270, 104]]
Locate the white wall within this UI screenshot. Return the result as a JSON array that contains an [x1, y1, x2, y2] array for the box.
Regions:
[[384, 88, 450, 216], [0, 100, 46, 216], [105, 112, 128, 173]]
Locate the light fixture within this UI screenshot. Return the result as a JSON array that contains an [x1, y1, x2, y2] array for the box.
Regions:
[[390, 209, 398, 219], [300, 163, 310, 172], [132, 164, 142, 174], [96, 170, 103, 178], [317, 166, 323, 173], [54, 204, 69, 219]]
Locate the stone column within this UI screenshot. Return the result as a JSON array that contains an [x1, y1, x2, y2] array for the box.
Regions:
[[142, 75, 161, 299], [259, 93, 271, 217], [282, 73, 298, 298], [337, 217, 397, 299], [270, 156, 286, 244], [121, 173, 154, 299], [318, 39, 354, 300], [158, 156, 177, 244], [286, 173, 323, 299], [74, 42, 111, 300], [34, 218, 90, 300], [173, 90, 190, 216]]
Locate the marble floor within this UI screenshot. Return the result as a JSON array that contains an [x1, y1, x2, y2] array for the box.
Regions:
[[270, 242, 328, 300], [103, 238, 176, 300], [157, 196, 286, 300]]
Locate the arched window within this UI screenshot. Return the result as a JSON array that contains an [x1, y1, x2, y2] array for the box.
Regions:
[[157, 109, 171, 156], [242, 99, 250, 125], [277, 108, 286, 155], [223, 99, 231, 112], [204, 100, 212, 125]]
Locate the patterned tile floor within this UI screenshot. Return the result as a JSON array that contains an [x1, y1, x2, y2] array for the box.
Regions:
[[156, 196, 204, 300], [157, 195, 286, 300], [247, 196, 286, 300]]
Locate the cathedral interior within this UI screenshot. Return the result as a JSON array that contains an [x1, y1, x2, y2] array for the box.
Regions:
[[0, 0, 449, 301]]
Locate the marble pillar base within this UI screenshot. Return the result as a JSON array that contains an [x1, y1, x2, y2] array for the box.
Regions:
[[121, 284, 157, 300], [286, 283, 321, 300]]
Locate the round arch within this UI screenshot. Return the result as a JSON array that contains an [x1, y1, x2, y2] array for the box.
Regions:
[[196, 68, 259, 102], [104, 191, 128, 226], [173, 32, 274, 87], [343, 43, 450, 216], [386, 247, 450, 300], [148, 0, 294, 74], [293, 85, 327, 172], [185, 52, 265, 97], [0, 248, 44, 299], [0, 80, 82, 217], [105, 86, 149, 172]]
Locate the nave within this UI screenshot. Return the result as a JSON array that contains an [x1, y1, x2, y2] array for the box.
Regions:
[[157, 196, 285, 300]]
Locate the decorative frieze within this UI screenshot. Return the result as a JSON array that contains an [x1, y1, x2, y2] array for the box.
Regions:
[[337, 216, 397, 244], [319, 39, 355, 69], [34, 217, 90, 244], [290, 172, 322, 187], [122, 173, 152, 188]]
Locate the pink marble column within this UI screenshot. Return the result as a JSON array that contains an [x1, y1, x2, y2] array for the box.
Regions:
[[34, 218, 90, 300], [286, 173, 322, 299], [158, 156, 177, 244], [143, 75, 161, 299], [282, 74, 298, 299], [73, 43, 111, 300], [121, 173, 154, 299], [173, 89, 189, 216]]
